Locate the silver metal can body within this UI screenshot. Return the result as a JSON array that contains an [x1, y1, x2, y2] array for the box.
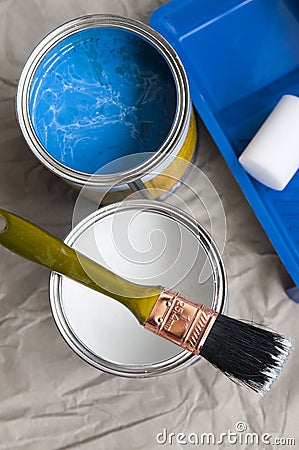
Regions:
[[49, 200, 227, 377], [17, 15, 197, 203]]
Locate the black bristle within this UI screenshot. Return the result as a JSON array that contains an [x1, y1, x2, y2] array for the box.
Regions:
[[200, 315, 292, 394]]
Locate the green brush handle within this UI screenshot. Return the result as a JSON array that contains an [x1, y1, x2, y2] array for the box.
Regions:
[[0, 209, 162, 324]]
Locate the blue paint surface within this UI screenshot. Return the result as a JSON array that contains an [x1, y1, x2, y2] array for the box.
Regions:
[[29, 27, 177, 174]]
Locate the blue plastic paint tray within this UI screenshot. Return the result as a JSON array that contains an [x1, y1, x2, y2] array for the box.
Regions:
[[151, 0, 299, 298]]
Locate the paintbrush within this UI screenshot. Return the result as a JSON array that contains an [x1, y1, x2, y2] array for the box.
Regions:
[[0, 208, 291, 394]]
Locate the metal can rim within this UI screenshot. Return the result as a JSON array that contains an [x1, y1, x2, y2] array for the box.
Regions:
[[16, 14, 191, 187], [49, 200, 228, 378]]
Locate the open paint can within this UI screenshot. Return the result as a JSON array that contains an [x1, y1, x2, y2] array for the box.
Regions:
[[50, 200, 227, 377], [17, 15, 196, 203]]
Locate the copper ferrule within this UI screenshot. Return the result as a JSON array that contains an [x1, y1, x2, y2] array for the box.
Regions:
[[144, 289, 218, 355]]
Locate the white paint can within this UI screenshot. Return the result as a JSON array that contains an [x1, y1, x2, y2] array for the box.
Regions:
[[50, 200, 227, 377]]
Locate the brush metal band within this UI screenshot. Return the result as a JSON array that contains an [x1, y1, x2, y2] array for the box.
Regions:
[[144, 289, 218, 355]]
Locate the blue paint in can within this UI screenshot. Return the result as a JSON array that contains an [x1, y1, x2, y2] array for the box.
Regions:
[[29, 27, 177, 174]]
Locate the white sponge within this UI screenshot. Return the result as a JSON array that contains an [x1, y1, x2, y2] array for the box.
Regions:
[[239, 95, 299, 190]]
